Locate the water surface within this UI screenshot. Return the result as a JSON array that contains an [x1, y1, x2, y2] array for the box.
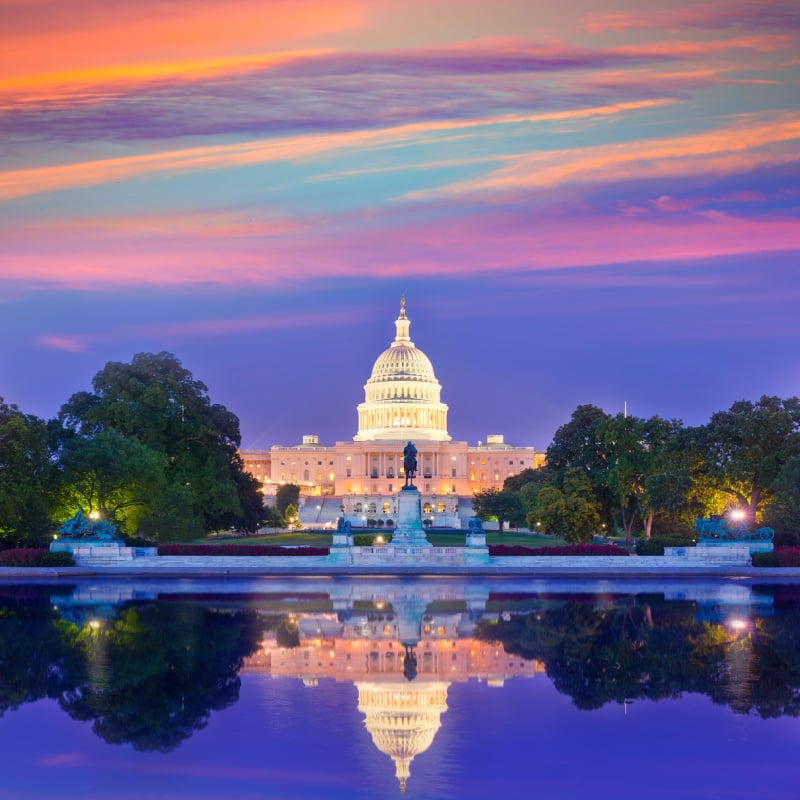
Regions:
[[1, 577, 798, 799]]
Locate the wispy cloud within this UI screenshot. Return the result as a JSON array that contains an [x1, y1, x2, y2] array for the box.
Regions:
[[584, 0, 800, 34], [0, 99, 674, 200], [35, 752, 89, 767], [35, 309, 360, 352], [404, 114, 800, 199]]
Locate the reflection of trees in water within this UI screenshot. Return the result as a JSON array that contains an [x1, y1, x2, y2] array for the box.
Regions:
[[60, 604, 263, 751], [476, 595, 800, 717], [4, 587, 800, 750], [0, 590, 265, 751], [0, 588, 86, 719]]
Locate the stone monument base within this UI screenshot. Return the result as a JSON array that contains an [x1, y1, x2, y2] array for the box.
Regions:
[[390, 487, 430, 547]]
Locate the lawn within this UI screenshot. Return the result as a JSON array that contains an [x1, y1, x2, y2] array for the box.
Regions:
[[196, 530, 567, 548]]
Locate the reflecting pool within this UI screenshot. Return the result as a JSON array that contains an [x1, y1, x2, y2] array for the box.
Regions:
[[1, 577, 799, 799]]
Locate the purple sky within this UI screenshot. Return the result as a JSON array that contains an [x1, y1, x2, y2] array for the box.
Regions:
[[1, 0, 799, 449]]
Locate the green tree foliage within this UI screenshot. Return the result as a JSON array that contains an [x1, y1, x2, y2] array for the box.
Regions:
[[57, 352, 263, 539], [284, 503, 299, 527], [762, 456, 800, 543], [53, 430, 167, 534], [693, 396, 800, 521], [526, 467, 601, 543], [0, 399, 54, 547], [275, 483, 300, 516], [472, 488, 524, 531], [545, 405, 615, 528], [598, 414, 683, 544]]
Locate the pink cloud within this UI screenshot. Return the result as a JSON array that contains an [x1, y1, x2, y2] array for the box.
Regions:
[[36, 335, 90, 353], [35, 752, 89, 767], [35, 309, 362, 352]]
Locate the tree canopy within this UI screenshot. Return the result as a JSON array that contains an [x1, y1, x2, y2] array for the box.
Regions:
[[54, 352, 264, 540], [0, 399, 54, 546]]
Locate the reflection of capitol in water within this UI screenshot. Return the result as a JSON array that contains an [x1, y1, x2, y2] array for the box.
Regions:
[[243, 597, 543, 793]]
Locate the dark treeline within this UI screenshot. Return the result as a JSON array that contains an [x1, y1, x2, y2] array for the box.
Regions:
[[0, 352, 266, 546], [472, 397, 800, 545]]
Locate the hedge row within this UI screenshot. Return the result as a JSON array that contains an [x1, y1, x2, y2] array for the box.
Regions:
[[488, 544, 629, 557], [157, 544, 329, 557], [635, 533, 697, 556], [0, 548, 75, 567]]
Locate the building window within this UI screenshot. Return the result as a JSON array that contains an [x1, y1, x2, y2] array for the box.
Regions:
[[451, 468, 457, 477], [383, 502, 391, 514], [437, 502, 445, 513], [423, 503, 432, 513], [346, 468, 351, 478]]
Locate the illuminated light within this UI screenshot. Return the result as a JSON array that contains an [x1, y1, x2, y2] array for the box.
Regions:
[[728, 618, 749, 631], [730, 509, 747, 522], [88, 510, 100, 521], [88, 620, 102, 630]]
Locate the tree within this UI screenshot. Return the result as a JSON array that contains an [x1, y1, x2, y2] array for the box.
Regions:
[[599, 414, 683, 544], [57, 353, 263, 539], [546, 405, 615, 529], [53, 430, 167, 533], [694, 396, 800, 521], [275, 483, 300, 516], [0, 399, 54, 547], [472, 488, 523, 531], [284, 503, 299, 528], [526, 467, 601, 543], [762, 456, 800, 543]]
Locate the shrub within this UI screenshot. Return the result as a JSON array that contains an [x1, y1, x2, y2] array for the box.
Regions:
[[0, 548, 75, 567], [775, 546, 800, 567], [773, 530, 800, 547], [488, 544, 629, 557], [636, 532, 697, 556], [157, 544, 329, 557], [752, 551, 779, 567], [353, 534, 393, 546]]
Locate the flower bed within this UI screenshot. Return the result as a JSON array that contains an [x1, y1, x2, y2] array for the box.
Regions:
[[488, 544, 629, 557], [0, 548, 75, 567], [157, 544, 329, 557], [774, 546, 800, 567]]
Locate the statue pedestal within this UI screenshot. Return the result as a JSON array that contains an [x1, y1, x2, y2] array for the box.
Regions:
[[390, 487, 430, 547]]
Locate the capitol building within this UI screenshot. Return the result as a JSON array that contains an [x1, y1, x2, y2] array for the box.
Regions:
[[241, 299, 543, 527]]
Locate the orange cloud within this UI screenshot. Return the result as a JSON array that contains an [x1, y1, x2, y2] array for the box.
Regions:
[[408, 114, 800, 198], [0, 1, 363, 83]]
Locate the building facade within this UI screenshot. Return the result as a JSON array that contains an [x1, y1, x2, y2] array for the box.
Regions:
[[241, 299, 543, 527]]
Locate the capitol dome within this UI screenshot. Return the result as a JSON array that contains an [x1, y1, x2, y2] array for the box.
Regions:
[[354, 298, 450, 442]]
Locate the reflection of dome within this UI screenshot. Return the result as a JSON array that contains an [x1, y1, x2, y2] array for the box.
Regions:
[[356, 681, 449, 794], [355, 298, 450, 442]]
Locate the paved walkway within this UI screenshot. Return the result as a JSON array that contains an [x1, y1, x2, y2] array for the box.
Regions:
[[1, 557, 799, 580]]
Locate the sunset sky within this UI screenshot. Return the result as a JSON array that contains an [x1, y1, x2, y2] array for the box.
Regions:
[[2, 0, 799, 449]]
